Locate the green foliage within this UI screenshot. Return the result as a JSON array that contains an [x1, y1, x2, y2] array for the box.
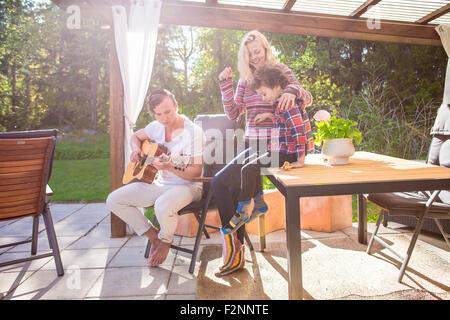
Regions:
[[313, 113, 362, 146], [54, 133, 110, 160], [263, 176, 274, 190], [144, 207, 160, 228], [49, 133, 110, 201], [0, 5, 445, 161], [49, 158, 110, 202], [0, 1, 109, 132], [351, 195, 380, 223]]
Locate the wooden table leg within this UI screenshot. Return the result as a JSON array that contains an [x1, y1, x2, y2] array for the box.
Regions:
[[285, 189, 303, 300], [357, 194, 367, 244]]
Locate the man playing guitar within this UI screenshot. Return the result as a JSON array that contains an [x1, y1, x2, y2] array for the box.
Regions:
[[107, 89, 205, 267]]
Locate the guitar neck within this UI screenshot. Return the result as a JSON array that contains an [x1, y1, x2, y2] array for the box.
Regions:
[[144, 155, 170, 165], [144, 154, 191, 169]]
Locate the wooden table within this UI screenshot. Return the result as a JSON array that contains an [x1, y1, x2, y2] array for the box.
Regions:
[[266, 151, 450, 300]]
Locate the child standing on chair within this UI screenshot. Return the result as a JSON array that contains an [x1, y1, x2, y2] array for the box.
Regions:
[[222, 64, 315, 234]]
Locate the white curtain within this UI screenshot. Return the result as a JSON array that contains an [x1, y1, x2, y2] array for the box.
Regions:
[[436, 24, 450, 105], [112, 0, 161, 168]]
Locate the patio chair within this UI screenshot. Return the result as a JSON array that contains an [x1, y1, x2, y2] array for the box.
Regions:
[[0, 129, 64, 276], [365, 136, 450, 282], [144, 114, 255, 274]]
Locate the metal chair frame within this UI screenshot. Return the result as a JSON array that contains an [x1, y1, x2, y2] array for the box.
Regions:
[[365, 190, 448, 282], [143, 114, 256, 274], [143, 178, 254, 274]]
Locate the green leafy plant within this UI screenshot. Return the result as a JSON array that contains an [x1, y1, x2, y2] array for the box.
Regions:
[[313, 110, 362, 146]]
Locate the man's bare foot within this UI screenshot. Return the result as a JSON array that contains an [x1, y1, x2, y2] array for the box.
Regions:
[[144, 225, 159, 243], [148, 240, 172, 267], [144, 226, 160, 258]]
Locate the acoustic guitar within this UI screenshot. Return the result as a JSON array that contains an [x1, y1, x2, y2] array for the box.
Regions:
[[122, 140, 191, 185]]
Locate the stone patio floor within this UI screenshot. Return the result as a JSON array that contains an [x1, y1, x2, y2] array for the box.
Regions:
[[0, 202, 448, 300]]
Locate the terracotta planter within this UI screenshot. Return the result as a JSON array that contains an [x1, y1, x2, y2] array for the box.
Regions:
[[321, 138, 355, 165], [174, 190, 353, 237], [245, 189, 353, 234]]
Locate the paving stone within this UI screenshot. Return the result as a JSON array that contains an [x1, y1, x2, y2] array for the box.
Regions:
[[85, 295, 165, 300], [0, 220, 41, 237], [41, 248, 120, 270], [1, 203, 448, 301], [98, 215, 111, 225], [85, 266, 171, 298], [173, 246, 206, 266], [62, 203, 110, 224], [86, 224, 112, 238], [124, 235, 152, 247], [108, 246, 176, 268], [0, 252, 53, 273], [166, 294, 197, 300], [8, 236, 79, 253], [4, 268, 104, 300], [67, 235, 128, 250], [75, 203, 109, 215], [0, 270, 34, 297], [0, 237, 29, 254], [53, 222, 97, 237], [301, 229, 348, 240], [61, 214, 107, 225], [341, 222, 413, 239], [124, 234, 182, 248], [0, 220, 13, 229], [167, 265, 197, 295], [48, 203, 86, 218], [179, 231, 222, 246]]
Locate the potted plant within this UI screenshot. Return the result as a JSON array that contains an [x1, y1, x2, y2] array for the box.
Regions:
[[313, 110, 362, 165]]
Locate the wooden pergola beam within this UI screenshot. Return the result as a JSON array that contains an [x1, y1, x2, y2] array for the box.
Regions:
[[85, 0, 117, 24], [283, 0, 297, 11], [416, 3, 450, 24], [53, 0, 441, 46], [160, 1, 441, 46], [350, 0, 382, 18]]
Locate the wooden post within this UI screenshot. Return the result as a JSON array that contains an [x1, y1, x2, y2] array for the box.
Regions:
[[109, 29, 126, 238]]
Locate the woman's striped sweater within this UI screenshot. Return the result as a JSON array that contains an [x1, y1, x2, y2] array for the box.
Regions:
[[219, 63, 312, 141]]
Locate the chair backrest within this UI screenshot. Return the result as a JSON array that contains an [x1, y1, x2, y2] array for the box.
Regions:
[[427, 135, 450, 203], [0, 129, 58, 181], [0, 135, 56, 221], [194, 114, 241, 178]]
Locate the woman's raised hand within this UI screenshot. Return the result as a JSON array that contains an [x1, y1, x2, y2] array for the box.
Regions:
[[219, 67, 232, 81], [277, 92, 296, 112]]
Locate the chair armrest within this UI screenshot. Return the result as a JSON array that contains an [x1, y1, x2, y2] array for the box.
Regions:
[[192, 177, 212, 183], [46, 185, 53, 196]]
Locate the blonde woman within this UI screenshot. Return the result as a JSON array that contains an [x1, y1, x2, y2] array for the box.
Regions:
[[211, 30, 312, 277]]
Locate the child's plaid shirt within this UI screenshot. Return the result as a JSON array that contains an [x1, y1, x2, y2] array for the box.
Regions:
[[269, 99, 315, 159]]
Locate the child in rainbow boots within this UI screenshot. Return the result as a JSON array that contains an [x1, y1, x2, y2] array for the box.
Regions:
[[215, 64, 314, 277]]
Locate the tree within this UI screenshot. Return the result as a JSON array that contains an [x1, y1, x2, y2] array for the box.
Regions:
[[0, 0, 110, 132]]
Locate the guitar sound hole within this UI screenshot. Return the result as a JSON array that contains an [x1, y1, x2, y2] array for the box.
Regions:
[[133, 157, 147, 175]]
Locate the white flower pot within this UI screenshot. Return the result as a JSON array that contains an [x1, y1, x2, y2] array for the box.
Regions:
[[321, 138, 355, 165]]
